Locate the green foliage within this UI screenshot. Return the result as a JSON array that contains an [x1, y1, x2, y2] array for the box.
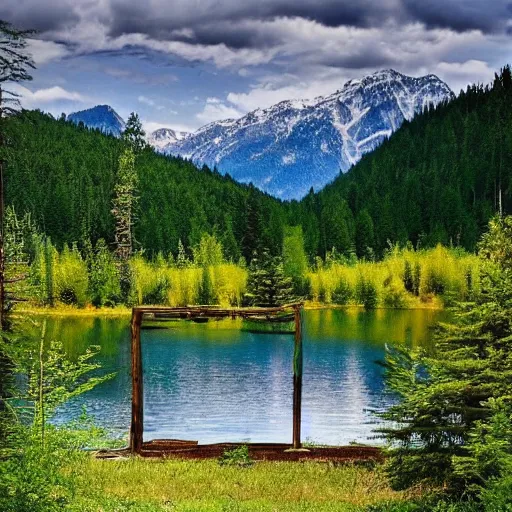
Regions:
[[122, 112, 146, 153], [282, 226, 309, 297], [0, 426, 85, 512], [54, 244, 89, 307], [85, 239, 120, 307], [112, 147, 137, 260], [218, 445, 254, 467], [193, 233, 224, 267], [245, 249, 295, 307], [379, 216, 512, 494], [332, 277, 353, 305], [355, 209, 375, 259], [356, 276, 378, 310], [198, 266, 216, 305]]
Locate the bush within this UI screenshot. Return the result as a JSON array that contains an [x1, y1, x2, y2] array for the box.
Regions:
[[218, 445, 254, 467], [481, 474, 512, 511], [356, 277, 378, 309], [54, 244, 89, 307], [332, 277, 353, 305], [0, 426, 85, 512], [382, 278, 408, 308]]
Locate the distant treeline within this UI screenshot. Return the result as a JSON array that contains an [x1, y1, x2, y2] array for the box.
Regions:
[[3, 67, 512, 262]]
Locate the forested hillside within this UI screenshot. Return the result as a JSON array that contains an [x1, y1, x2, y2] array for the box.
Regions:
[[3, 111, 287, 259], [4, 67, 512, 262], [297, 66, 512, 258]]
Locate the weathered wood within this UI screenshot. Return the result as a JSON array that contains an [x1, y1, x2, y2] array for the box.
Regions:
[[130, 309, 143, 453], [129, 302, 304, 451], [292, 305, 303, 449]]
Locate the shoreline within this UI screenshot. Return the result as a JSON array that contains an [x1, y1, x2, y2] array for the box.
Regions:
[[15, 301, 444, 318]]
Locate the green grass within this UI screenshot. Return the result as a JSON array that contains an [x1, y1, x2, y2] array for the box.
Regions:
[[75, 458, 407, 511]]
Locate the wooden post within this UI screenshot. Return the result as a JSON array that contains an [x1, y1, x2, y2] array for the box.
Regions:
[[130, 309, 143, 453], [292, 305, 303, 449]]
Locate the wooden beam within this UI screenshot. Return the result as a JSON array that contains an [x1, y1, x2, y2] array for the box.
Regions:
[[292, 304, 303, 449], [130, 309, 143, 454]]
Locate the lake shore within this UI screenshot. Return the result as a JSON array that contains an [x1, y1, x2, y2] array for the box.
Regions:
[[15, 300, 444, 317]]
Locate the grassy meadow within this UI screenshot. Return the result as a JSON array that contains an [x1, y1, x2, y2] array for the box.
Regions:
[[73, 458, 406, 512]]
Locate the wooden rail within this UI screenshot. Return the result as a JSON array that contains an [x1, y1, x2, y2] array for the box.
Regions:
[[129, 303, 304, 454]]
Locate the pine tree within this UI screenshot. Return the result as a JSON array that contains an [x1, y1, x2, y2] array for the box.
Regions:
[[379, 216, 512, 493], [176, 239, 188, 268], [122, 112, 146, 154], [403, 260, 414, 294], [112, 149, 137, 261], [245, 249, 294, 307], [0, 19, 35, 327], [355, 209, 375, 259], [197, 266, 215, 305]]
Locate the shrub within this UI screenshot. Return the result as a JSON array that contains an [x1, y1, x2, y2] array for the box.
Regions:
[[356, 277, 378, 309], [382, 278, 408, 308], [332, 277, 353, 305], [54, 244, 89, 307], [218, 445, 254, 467]]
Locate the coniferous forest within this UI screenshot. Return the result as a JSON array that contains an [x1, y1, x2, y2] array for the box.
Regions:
[[4, 67, 512, 266]]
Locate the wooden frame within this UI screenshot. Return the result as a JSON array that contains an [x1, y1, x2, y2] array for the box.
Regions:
[[129, 303, 304, 454]]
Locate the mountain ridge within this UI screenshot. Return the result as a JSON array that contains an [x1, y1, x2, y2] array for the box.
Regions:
[[159, 69, 453, 199], [67, 104, 126, 137]]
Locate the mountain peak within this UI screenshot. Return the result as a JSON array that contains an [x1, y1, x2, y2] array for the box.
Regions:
[[67, 105, 125, 137], [151, 69, 453, 200], [147, 127, 191, 150]]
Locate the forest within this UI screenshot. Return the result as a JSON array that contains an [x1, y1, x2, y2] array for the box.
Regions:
[[3, 67, 512, 266]]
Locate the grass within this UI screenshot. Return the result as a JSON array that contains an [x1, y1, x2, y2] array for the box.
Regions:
[[75, 458, 407, 511]]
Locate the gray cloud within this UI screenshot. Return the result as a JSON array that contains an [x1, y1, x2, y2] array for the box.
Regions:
[[403, 0, 512, 33], [1, 0, 509, 99], [0, 0, 80, 32]]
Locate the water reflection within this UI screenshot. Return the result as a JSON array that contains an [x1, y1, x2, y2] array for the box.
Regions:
[[48, 309, 443, 445]]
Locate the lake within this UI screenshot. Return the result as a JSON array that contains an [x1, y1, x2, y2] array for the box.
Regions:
[[48, 308, 443, 446]]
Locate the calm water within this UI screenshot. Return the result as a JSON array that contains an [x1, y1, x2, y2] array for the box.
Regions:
[[48, 309, 443, 445]]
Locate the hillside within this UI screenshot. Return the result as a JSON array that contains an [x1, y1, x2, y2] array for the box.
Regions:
[[292, 66, 512, 258], [3, 111, 287, 259], [4, 67, 511, 262]]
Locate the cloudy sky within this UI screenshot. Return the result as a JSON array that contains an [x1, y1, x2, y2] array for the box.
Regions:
[[2, 0, 511, 133]]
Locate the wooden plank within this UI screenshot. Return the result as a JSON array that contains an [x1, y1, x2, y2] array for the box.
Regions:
[[130, 309, 143, 453], [292, 305, 303, 449]]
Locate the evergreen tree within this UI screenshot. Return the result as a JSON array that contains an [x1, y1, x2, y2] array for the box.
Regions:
[[0, 19, 35, 326], [403, 260, 414, 294], [122, 112, 146, 154], [242, 188, 264, 262], [245, 249, 294, 307], [87, 238, 120, 307], [176, 239, 189, 268], [112, 148, 137, 260], [355, 209, 375, 259], [197, 266, 215, 305], [379, 216, 512, 493]]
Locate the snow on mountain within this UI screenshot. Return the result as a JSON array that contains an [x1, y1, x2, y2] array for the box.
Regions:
[[67, 105, 126, 137], [160, 69, 454, 199], [147, 128, 190, 151]]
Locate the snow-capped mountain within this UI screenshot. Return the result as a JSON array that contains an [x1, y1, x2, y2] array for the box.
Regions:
[[147, 128, 190, 151], [159, 69, 454, 199], [67, 105, 126, 137]]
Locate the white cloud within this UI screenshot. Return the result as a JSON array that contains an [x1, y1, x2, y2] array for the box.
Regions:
[[26, 38, 70, 65], [138, 95, 156, 107], [196, 99, 243, 124], [10, 84, 85, 109], [432, 60, 496, 93]]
